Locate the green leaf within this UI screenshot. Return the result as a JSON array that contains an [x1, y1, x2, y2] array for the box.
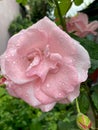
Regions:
[[16, 0, 28, 5], [30, 119, 42, 130], [0, 88, 6, 97], [48, 0, 55, 7], [91, 59, 98, 71], [54, 0, 72, 17], [79, 92, 90, 114], [91, 89, 98, 110], [74, 0, 83, 6], [91, 84, 98, 91], [57, 120, 79, 130]]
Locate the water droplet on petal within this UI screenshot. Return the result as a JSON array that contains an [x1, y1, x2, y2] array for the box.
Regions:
[[44, 44, 50, 57], [16, 43, 20, 47], [46, 84, 50, 88], [13, 61, 16, 64], [59, 81, 65, 86], [5, 55, 8, 58], [58, 93, 62, 96], [25, 94, 28, 97], [6, 58, 10, 62], [62, 82, 65, 86]]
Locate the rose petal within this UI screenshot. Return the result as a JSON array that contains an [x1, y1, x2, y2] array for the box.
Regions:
[[6, 80, 56, 111], [38, 102, 56, 112], [26, 52, 62, 82], [88, 21, 98, 34], [6, 81, 41, 107], [0, 29, 48, 84]]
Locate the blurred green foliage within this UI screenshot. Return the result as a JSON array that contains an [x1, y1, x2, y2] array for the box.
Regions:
[[0, 87, 80, 130], [9, 0, 53, 36], [73, 0, 83, 6], [16, 0, 28, 5], [8, 16, 32, 36]]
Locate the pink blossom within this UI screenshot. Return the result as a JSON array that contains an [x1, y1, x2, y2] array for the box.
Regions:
[[0, 17, 90, 112], [66, 13, 98, 37]]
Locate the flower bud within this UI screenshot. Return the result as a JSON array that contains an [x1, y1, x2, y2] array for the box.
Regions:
[[76, 113, 92, 130]]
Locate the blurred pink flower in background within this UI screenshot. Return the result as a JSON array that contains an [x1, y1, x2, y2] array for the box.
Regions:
[[66, 13, 98, 37], [0, 17, 90, 112]]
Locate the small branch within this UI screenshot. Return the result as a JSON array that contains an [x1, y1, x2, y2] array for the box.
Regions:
[[53, 0, 66, 31], [76, 98, 81, 113]]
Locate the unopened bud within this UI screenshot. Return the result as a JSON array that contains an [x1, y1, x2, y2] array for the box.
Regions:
[[76, 113, 92, 130]]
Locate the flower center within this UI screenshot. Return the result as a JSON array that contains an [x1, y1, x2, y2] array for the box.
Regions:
[[26, 45, 63, 82]]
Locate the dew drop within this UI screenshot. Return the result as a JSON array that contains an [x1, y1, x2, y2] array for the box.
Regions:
[[5, 55, 8, 58], [54, 93, 62, 99], [25, 94, 28, 97], [13, 61, 16, 64], [16, 43, 20, 47], [58, 93, 62, 96], [46, 84, 50, 88], [10, 49, 16, 56], [59, 81, 65, 86], [62, 82, 65, 86], [6, 58, 10, 62]]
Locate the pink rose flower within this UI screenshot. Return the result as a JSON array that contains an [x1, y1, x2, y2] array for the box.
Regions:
[[66, 13, 98, 37], [0, 17, 90, 112]]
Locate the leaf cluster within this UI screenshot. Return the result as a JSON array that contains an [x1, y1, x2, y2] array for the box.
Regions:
[[8, 16, 32, 36], [9, 0, 53, 36], [0, 88, 80, 130]]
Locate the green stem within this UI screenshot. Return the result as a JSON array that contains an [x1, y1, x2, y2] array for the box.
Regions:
[[85, 82, 98, 129], [76, 98, 81, 113], [65, 1, 72, 17], [53, 0, 66, 31]]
